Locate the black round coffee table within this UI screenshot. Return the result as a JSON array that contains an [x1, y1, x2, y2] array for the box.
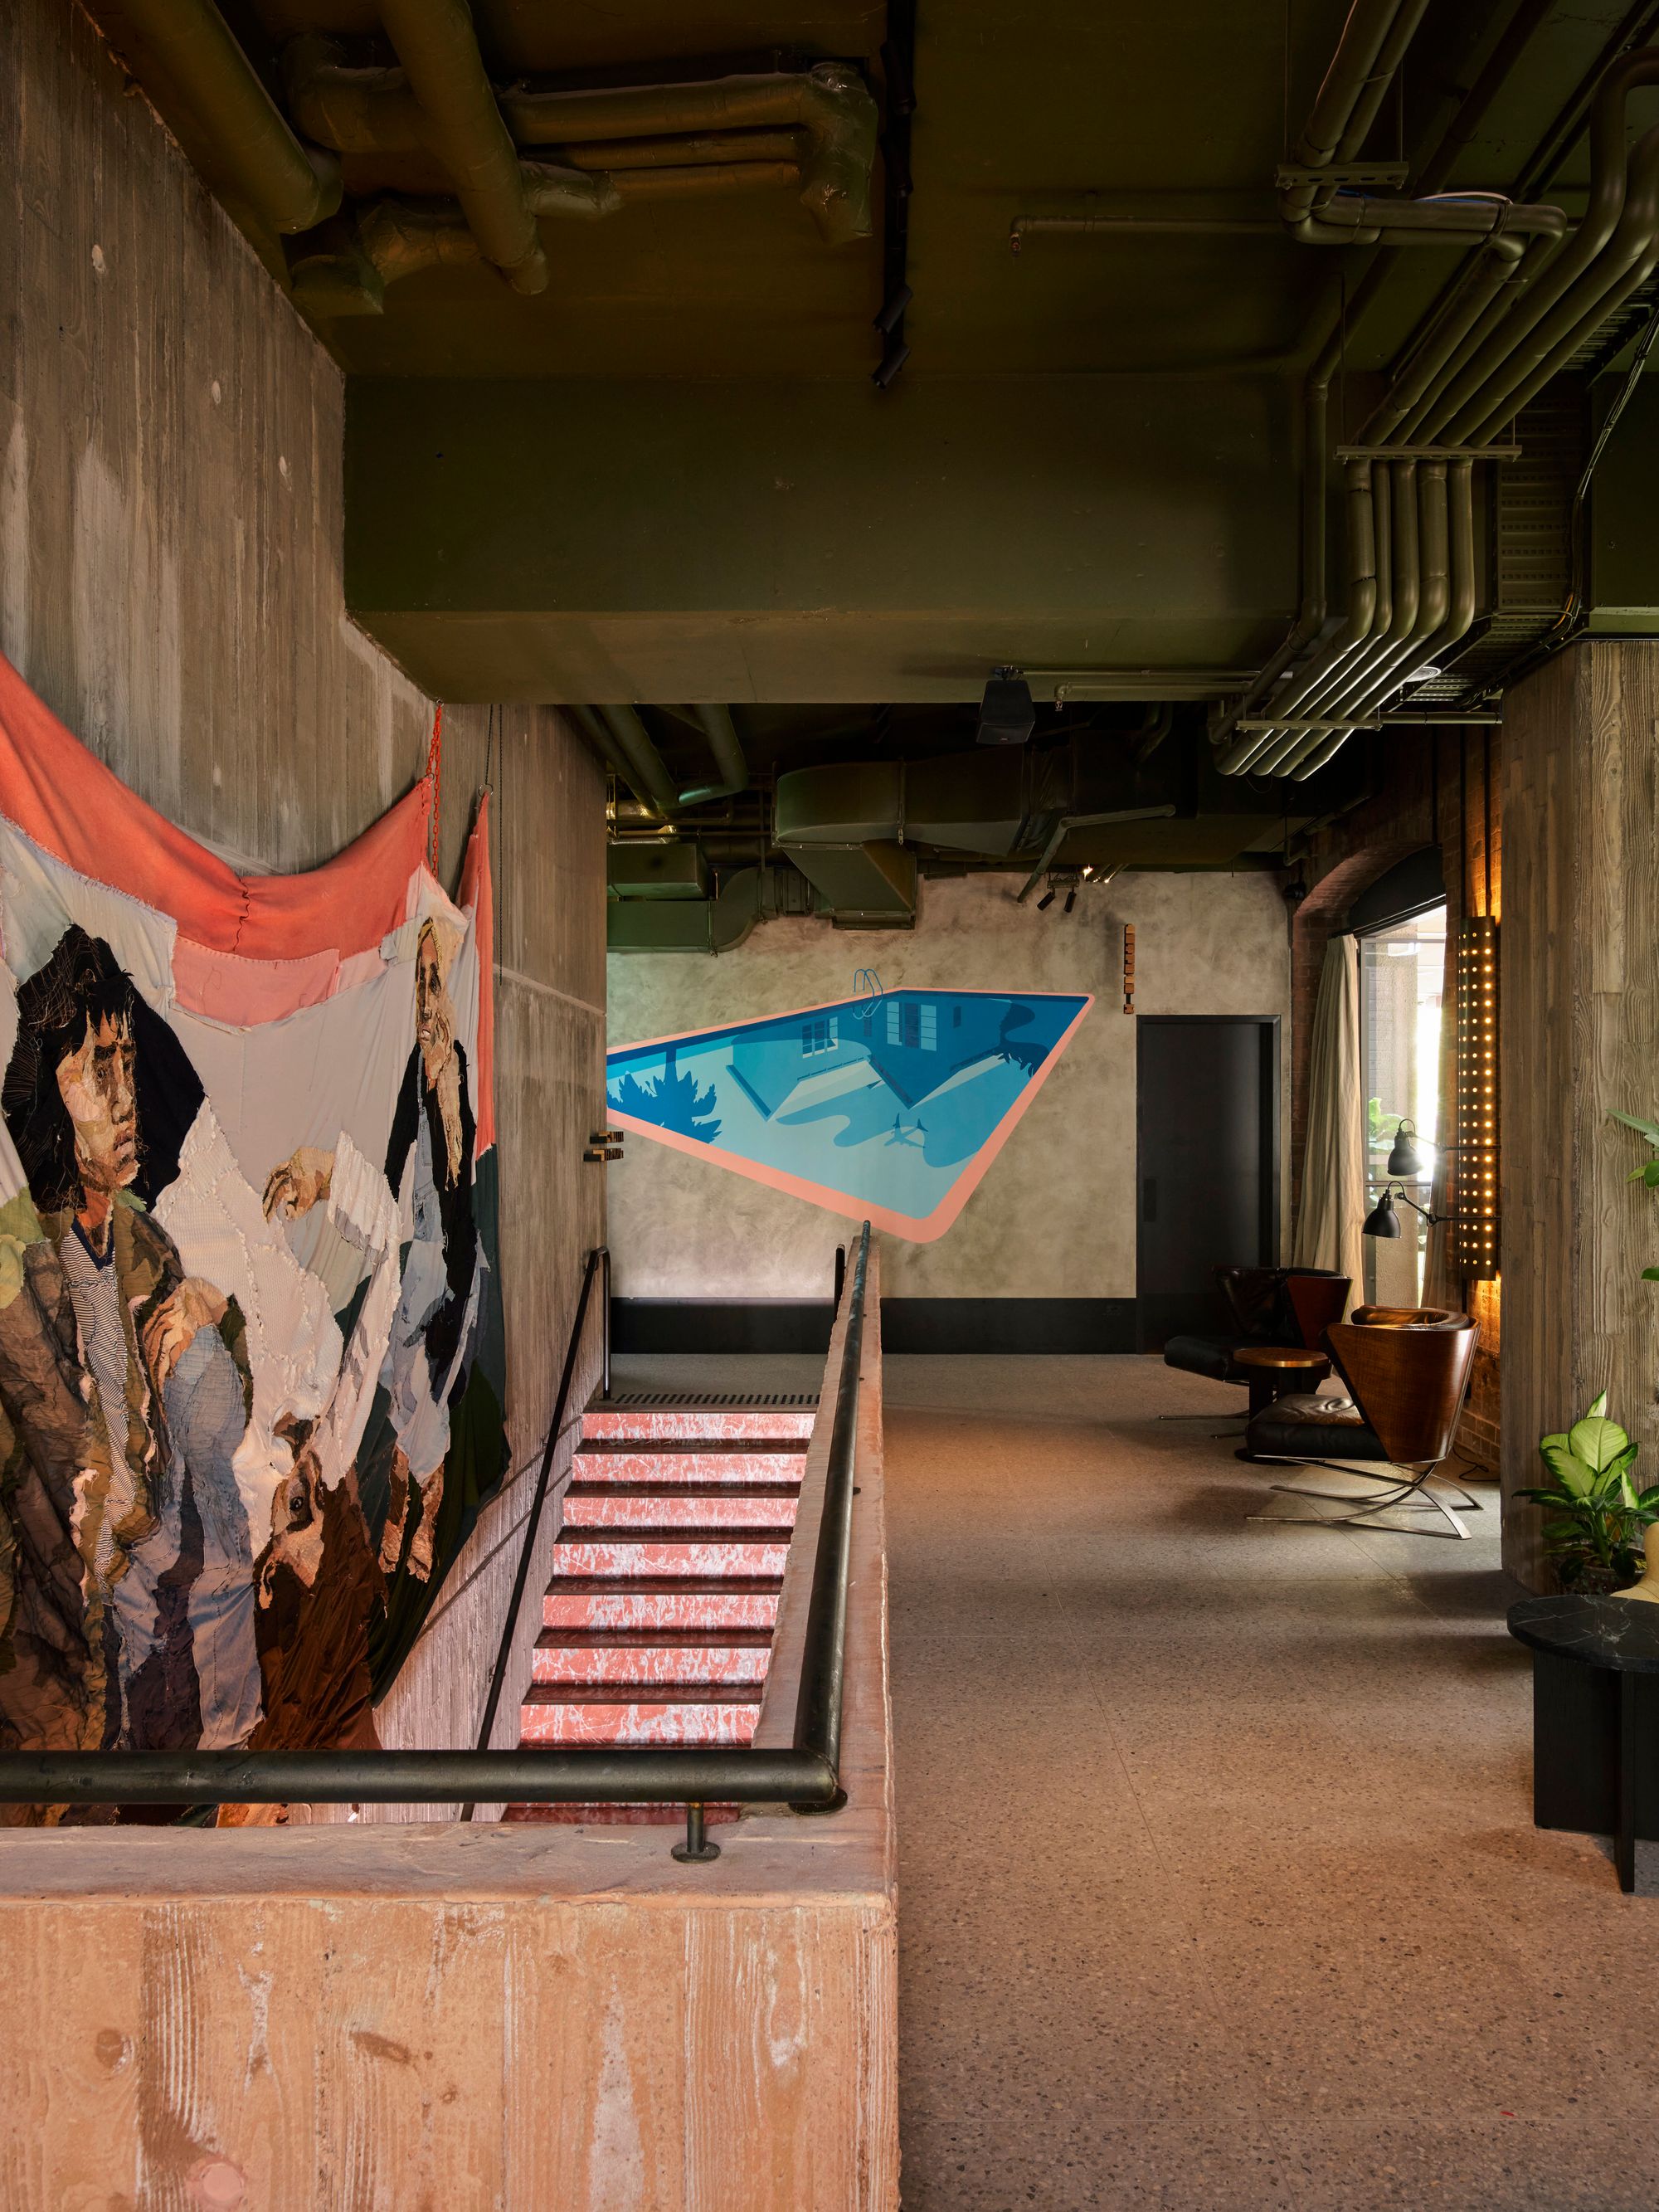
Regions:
[[1509, 1594, 1659, 1891]]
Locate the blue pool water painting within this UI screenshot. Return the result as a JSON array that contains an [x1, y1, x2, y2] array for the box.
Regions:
[[606, 987, 1092, 1240]]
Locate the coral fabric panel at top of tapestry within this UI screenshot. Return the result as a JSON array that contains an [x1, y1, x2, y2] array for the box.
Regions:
[[0, 655, 505, 1802]]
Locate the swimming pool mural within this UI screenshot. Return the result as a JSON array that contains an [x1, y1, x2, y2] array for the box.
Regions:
[[606, 987, 1092, 1240]]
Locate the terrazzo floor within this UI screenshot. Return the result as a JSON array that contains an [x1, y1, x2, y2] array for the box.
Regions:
[[611, 1351, 1659, 2210]]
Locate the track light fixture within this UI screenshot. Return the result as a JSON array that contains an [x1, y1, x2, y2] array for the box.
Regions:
[[1036, 885, 1056, 911], [1063, 885, 1078, 915]]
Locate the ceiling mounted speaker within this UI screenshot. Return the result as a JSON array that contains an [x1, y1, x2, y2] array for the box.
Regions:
[[978, 670, 1035, 747]]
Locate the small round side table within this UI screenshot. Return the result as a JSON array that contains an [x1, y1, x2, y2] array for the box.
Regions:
[[1232, 1344, 1332, 1419]]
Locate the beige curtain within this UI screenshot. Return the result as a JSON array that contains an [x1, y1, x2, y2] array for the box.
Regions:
[[1422, 918, 1459, 1311], [1293, 933, 1365, 1309]]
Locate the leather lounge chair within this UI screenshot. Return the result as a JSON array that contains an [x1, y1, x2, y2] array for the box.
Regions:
[[1244, 1304, 1481, 1537]]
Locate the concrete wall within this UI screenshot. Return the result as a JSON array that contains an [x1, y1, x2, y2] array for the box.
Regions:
[[0, 0, 607, 1800], [608, 871, 1292, 1302]]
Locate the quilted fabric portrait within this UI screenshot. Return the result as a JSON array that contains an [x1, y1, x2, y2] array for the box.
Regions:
[[0, 654, 506, 1818]]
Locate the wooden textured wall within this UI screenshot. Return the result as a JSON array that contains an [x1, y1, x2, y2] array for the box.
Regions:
[[1501, 642, 1659, 1587], [0, 0, 608, 1789]]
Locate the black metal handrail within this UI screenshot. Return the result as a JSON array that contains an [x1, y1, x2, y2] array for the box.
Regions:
[[0, 1225, 872, 1839]]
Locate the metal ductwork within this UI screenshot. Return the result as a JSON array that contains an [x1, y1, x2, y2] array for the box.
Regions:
[[1218, 16, 1659, 777], [774, 763, 917, 927], [608, 864, 820, 954]]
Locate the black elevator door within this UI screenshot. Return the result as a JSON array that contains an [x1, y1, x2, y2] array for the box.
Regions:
[[1136, 1017, 1278, 1350]]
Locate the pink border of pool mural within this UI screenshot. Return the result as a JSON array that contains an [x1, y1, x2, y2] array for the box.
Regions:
[[608, 988, 1094, 1243]]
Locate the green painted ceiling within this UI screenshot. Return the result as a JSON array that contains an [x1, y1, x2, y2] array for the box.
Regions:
[[87, 0, 1659, 738]]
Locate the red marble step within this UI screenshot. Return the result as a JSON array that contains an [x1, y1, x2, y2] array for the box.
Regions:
[[581, 1407, 816, 1443], [573, 1447, 808, 1486], [542, 1579, 782, 1633], [562, 1483, 800, 1530], [549, 1531, 791, 1581], [531, 1628, 772, 1688], [520, 1683, 762, 1747]]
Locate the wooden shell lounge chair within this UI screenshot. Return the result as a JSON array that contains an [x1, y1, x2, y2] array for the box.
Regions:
[[1243, 1305, 1481, 1538]]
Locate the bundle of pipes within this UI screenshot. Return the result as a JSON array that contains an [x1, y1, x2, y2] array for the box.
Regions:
[[280, 31, 877, 307], [572, 704, 750, 821], [1218, 6, 1659, 778]]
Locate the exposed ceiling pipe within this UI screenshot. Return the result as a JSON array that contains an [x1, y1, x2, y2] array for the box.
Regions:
[[1275, 463, 1448, 773], [1276, 0, 1559, 246], [349, 168, 617, 290], [678, 707, 750, 806], [1448, 123, 1659, 440], [1215, 2, 1562, 753], [374, 0, 548, 295], [1290, 461, 1476, 778], [1279, 0, 1413, 227], [1229, 17, 1659, 776], [1289, 192, 1564, 246], [609, 163, 801, 205], [333, 158, 807, 296], [1215, 459, 1377, 773], [1266, 464, 1423, 772], [114, 0, 342, 234], [1375, 231, 1541, 442], [503, 67, 878, 247], [1417, 51, 1659, 436], [561, 130, 804, 172], [592, 706, 681, 821]]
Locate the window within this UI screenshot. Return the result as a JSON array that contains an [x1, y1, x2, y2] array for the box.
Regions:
[[885, 1000, 937, 1050], [1360, 903, 1447, 1303], [802, 1016, 838, 1055]]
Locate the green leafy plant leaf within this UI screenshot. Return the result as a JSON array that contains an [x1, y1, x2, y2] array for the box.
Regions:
[[1540, 1440, 1597, 1498], [1569, 1414, 1630, 1474], [1612, 1108, 1659, 1145]]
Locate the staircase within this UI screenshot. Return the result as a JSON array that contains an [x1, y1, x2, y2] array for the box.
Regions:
[[504, 1399, 817, 1823]]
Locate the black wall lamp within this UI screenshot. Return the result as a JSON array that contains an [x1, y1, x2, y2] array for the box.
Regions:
[[1363, 1184, 1436, 1239]]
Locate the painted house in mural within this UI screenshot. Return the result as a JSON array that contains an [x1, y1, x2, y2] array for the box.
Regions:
[[864, 992, 1042, 1106], [730, 992, 1040, 1120], [730, 1006, 871, 1118]]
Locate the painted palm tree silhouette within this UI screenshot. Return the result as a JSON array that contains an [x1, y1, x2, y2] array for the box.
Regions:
[[612, 1065, 721, 1142]]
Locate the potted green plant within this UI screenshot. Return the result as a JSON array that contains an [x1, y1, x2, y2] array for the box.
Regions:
[[1516, 1393, 1659, 1594]]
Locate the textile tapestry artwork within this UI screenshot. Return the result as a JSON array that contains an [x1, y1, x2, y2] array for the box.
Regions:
[[0, 656, 506, 1815], [608, 987, 1091, 1240]]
